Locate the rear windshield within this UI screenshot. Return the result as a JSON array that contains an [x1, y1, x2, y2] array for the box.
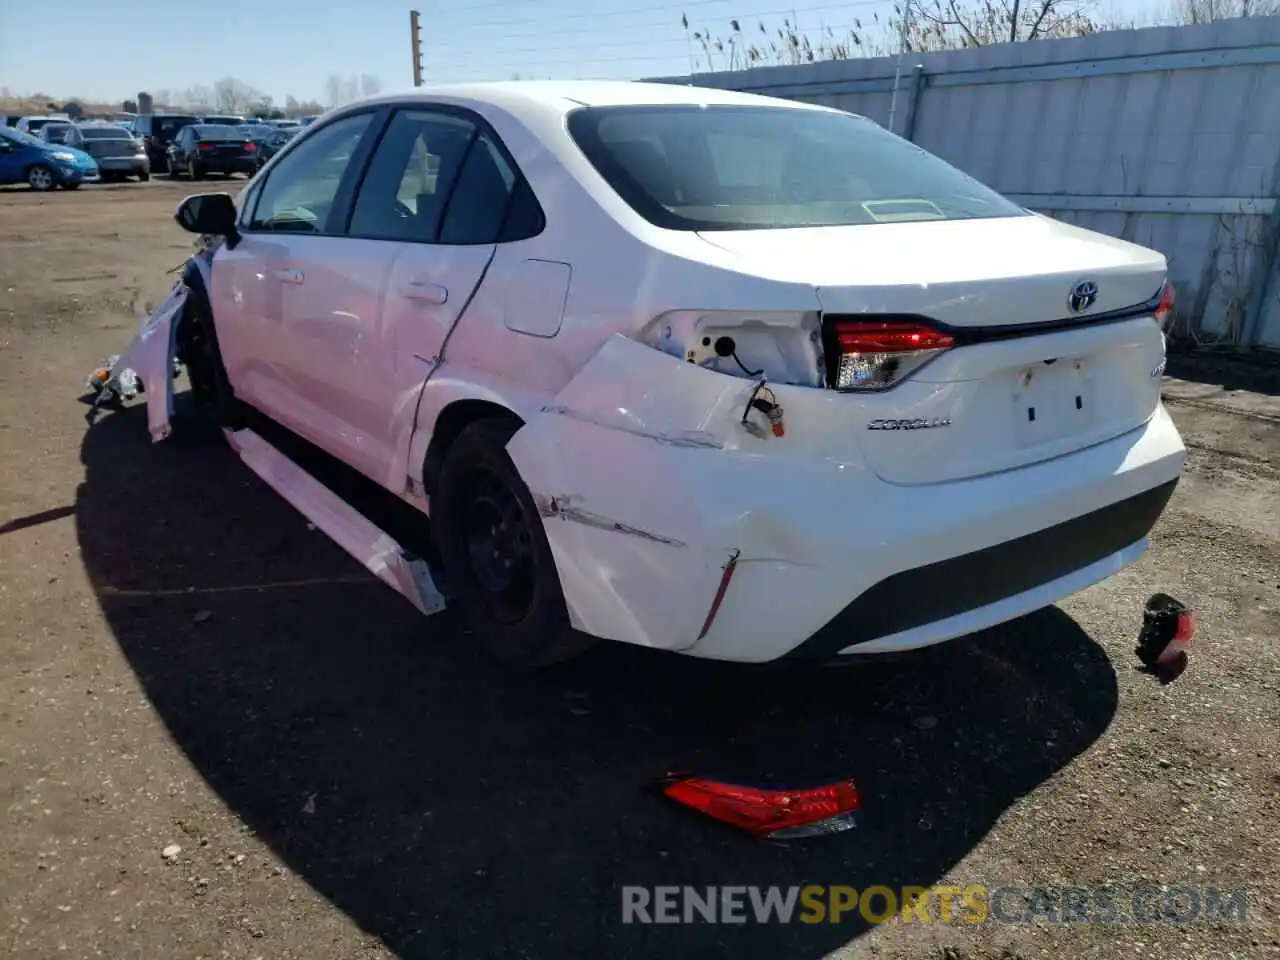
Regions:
[[153, 116, 198, 135], [42, 124, 74, 141], [566, 105, 1027, 231], [80, 127, 131, 140], [193, 124, 242, 139]]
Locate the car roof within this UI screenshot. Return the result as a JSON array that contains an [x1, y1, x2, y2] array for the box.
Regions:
[[352, 80, 838, 120]]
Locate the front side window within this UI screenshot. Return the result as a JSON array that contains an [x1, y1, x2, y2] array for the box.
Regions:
[[567, 105, 1028, 231], [248, 112, 373, 234]]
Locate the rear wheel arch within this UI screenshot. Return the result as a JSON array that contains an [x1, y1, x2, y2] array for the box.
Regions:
[[422, 399, 524, 496]]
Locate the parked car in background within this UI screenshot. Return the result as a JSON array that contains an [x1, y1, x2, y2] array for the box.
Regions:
[[3, 115, 21, 128], [16, 114, 71, 136], [0, 125, 99, 190], [202, 114, 246, 127], [130, 113, 199, 172], [38, 122, 77, 145], [166, 124, 258, 179], [239, 123, 297, 165], [75, 125, 150, 181], [271, 119, 302, 131]]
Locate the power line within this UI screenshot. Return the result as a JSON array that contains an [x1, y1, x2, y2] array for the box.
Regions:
[[439, 0, 885, 30], [434, 0, 889, 49], [432, 19, 880, 57]]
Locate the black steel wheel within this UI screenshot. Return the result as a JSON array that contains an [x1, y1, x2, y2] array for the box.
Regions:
[[434, 418, 594, 666]]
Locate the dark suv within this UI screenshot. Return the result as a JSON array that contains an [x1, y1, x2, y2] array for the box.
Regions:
[[131, 114, 199, 172]]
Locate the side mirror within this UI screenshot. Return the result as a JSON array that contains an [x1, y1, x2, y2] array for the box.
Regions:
[[175, 193, 240, 248]]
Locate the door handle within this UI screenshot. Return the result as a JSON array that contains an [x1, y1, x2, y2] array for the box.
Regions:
[[272, 268, 305, 285], [403, 280, 448, 304]]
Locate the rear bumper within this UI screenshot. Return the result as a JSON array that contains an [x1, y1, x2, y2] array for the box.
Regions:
[[96, 157, 149, 174], [193, 157, 256, 173], [786, 477, 1176, 660], [506, 337, 1186, 663]]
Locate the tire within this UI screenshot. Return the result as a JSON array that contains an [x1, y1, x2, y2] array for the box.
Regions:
[[27, 164, 56, 191], [433, 418, 593, 666], [189, 161, 204, 181], [177, 286, 241, 429], [139, 171, 150, 182]]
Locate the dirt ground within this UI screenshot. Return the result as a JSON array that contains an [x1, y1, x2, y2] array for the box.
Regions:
[[0, 179, 1277, 960]]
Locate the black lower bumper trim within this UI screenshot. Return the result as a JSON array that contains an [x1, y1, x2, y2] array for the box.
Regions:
[[784, 479, 1179, 661]]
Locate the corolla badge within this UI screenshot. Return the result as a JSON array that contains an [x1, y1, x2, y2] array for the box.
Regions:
[[867, 417, 952, 431], [1068, 279, 1099, 313]]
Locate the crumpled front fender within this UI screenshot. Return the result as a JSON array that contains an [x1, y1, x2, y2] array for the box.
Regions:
[[97, 282, 188, 443]]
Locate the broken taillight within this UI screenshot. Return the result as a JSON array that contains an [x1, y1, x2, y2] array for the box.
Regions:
[[1153, 281, 1176, 330], [824, 319, 954, 390], [659, 775, 860, 839]]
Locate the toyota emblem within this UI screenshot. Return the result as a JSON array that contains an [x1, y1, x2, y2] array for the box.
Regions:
[[1068, 279, 1099, 313]]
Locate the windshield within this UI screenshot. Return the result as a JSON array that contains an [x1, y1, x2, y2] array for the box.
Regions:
[[42, 124, 74, 142], [25, 118, 58, 132], [193, 124, 242, 139], [566, 105, 1028, 231], [80, 127, 131, 140]]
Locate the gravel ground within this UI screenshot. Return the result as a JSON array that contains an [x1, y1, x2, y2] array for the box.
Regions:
[[0, 180, 1277, 960]]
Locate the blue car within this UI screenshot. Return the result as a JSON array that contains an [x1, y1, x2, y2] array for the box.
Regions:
[[0, 126, 100, 191]]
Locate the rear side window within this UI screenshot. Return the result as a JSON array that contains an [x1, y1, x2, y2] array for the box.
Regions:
[[248, 112, 374, 234], [348, 107, 543, 245], [567, 105, 1027, 231], [348, 110, 477, 243], [438, 135, 518, 245]]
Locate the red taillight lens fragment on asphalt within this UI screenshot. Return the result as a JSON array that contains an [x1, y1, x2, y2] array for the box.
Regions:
[[660, 775, 860, 839], [828, 320, 955, 391]]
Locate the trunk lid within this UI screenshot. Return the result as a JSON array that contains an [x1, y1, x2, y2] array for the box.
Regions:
[[84, 139, 137, 159], [697, 215, 1168, 485]]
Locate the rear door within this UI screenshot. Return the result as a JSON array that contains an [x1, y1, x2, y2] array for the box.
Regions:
[[332, 107, 513, 482]]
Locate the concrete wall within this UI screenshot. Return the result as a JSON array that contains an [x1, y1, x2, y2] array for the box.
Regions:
[[651, 18, 1280, 350]]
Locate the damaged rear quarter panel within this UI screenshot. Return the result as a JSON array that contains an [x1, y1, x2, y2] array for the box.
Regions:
[[505, 334, 848, 652]]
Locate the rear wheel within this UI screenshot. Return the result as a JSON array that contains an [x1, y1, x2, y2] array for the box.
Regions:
[[27, 164, 55, 191], [433, 419, 593, 666], [138, 171, 150, 182], [189, 160, 203, 181]]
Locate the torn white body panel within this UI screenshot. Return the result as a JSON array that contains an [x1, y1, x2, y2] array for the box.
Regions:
[[506, 335, 1187, 662], [225, 428, 446, 616], [100, 283, 188, 443]]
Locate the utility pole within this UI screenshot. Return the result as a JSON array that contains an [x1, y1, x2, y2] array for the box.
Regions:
[[410, 9, 424, 87], [887, 0, 911, 135]]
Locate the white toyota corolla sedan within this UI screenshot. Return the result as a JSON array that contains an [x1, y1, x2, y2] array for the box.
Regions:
[[132, 80, 1185, 666]]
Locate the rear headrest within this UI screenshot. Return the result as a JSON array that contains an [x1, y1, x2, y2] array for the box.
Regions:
[[612, 139, 679, 205]]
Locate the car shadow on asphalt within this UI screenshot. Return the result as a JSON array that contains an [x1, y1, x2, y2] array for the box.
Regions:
[[76, 400, 1120, 959]]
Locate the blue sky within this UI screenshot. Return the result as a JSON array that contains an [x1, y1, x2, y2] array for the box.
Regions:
[[2, 0, 1168, 105]]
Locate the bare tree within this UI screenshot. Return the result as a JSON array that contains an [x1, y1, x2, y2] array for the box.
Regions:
[[211, 76, 262, 114], [325, 75, 343, 109], [285, 94, 301, 117], [1166, 0, 1279, 21], [906, 0, 1099, 49], [360, 73, 382, 97]]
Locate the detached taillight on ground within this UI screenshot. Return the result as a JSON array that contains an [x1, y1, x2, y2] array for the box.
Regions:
[[1153, 281, 1176, 330], [1136, 593, 1195, 665], [659, 775, 860, 839], [825, 319, 954, 390]]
